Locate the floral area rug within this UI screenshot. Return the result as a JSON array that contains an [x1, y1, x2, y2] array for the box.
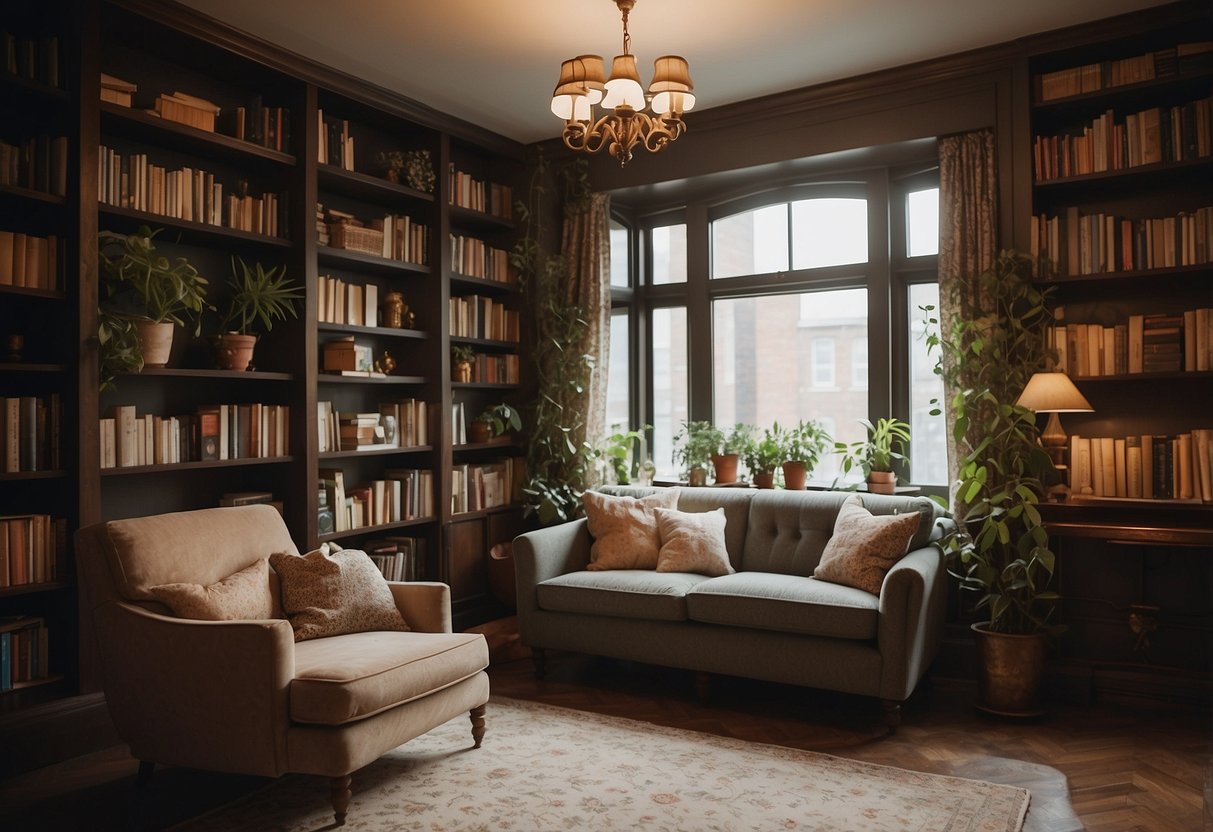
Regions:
[[173, 697, 1029, 832]]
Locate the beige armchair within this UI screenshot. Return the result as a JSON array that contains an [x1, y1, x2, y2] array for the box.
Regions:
[[75, 504, 489, 825]]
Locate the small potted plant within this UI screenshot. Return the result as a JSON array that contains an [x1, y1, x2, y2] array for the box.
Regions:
[[835, 417, 911, 493], [779, 419, 832, 490], [591, 426, 651, 485], [374, 150, 406, 184], [98, 225, 209, 370], [214, 257, 301, 371], [673, 420, 719, 486], [451, 345, 475, 382], [468, 403, 521, 444], [744, 428, 785, 489], [712, 423, 753, 484]]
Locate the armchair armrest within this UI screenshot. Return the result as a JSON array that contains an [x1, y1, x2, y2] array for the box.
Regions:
[[388, 581, 452, 633], [96, 601, 295, 777], [876, 545, 948, 701]]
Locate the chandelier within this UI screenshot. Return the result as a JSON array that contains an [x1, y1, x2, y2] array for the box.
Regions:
[[550, 0, 696, 167]]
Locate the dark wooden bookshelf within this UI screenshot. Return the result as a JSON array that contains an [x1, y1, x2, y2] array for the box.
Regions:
[[317, 322, 429, 340], [319, 516, 437, 544], [99, 101, 297, 167], [319, 445, 433, 460], [123, 367, 295, 381], [317, 245, 430, 276], [98, 204, 292, 250], [0, 470, 67, 481], [449, 335, 522, 350], [99, 456, 295, 476], [1071, 370, 1213, 383], [1031, 262, 1210, 287], [317, 164, 434, 205], [449, 274, 522, 295], [0, 182, 66, 205], [0, 72, 69, 100], [449, 503, 525, 521], [451, 381, 521, 390], [0, 582, 71, 598], [449, 204, 514, 231], [0, 362, 68, 373], [0, 285, 66, 300], [318, 373, 427, 386]]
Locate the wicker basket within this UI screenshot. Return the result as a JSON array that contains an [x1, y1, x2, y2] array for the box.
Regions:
[[328, 220, 384, 255]]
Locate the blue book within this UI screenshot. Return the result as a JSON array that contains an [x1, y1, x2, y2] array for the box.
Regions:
[[0, 632, 10, 692]]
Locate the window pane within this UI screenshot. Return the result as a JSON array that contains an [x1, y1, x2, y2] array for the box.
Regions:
[[851, 336, 868, 389], [791, 198, 867, 269], [650, 224, 687, 285], [907, 188, 939, 257], [713, 288, 867, 482], [710, 204, 788, 279], [652, 306, 688, 478], [606, 311, 630, 432], [609, 219, 630, 287], [909, 282, 946, 485]]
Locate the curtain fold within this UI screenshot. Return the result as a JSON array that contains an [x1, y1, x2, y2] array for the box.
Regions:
[[937, 129, 998, 511]]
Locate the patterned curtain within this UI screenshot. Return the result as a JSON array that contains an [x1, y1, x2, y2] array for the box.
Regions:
[[938, 129, 998, 511], [561, 192, 612, 458]]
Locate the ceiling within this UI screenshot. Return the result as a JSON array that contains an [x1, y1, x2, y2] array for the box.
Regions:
[[178, 0, 1171, 145]]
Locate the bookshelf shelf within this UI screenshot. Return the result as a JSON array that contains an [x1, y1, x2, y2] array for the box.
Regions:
[[317, 322, 429, 340], [319, 516, 437, 544], [1032, 68, 1213, 111], [0, 73, 68, 100], [450, 503, 524, 521], [449, 204, 514, 232], [0, 285, 66, 300], [1032, 263, 1211, 287], [99, 456, 295, 476], [0, 581, 70, 599], [449, 274, 521, 295], [120, 367, 295, 381], [98, 205, 292, 251], [99, 101, 296, 167], [3, 674, 66, 696], [451, 381, 521, 390], [317, 246, 430, 277], [1033, 156, 1213, 193], [1073, 370, 1213, 383], [449, 335, 521, 350], [318, 373, 426, 385], [319, 445, 433, 460], [317, 164, 434, 206], [0, 471, 66, 481], [0, 183, 65, 206], [452, 440, 521, 454], [0, 362, 67, 373]]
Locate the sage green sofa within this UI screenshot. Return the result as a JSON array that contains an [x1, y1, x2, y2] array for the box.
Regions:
[[513, 486, 950, 724]]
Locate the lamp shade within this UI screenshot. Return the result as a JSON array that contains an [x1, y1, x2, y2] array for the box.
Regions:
[[1015, 372, 1093, 413], [601, 53, 646, 110], [551, 55, 605, 119], [649, 55, 695, 115]]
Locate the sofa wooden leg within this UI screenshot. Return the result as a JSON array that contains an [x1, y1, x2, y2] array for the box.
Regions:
[[330, 774, 352, 826], [533, 647, 546, 680], [881, 699, 902, 730], [694, 671, 711, 702], [136, 760, 154, 788], [470, 704, 486, 748]]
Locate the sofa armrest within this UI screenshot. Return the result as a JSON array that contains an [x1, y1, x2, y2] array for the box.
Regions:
[[512, 519, 592, 622], [388, 581, 452, 633], [96, 601, 294, 777], [876, 544, 948, 701]]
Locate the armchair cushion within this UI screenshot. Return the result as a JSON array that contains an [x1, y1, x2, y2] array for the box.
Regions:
[[270, 548, 409, 641], [148, 558, 274, 621]]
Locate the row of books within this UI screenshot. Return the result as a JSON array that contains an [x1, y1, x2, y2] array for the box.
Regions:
[[98, 146, 286, 237], [0, 617, 50, 693], [1030, 206, 1213, 277], [0, 135, 68, 197], [1051, 308, 1213, 376], [318, 467, 434, 533], [1035, 41, 1212, 101], [317, 400, 429, 453], [231, 99, 291, 152], [0, 515, 64, 589], [100, 72, 136, 106], [317, 110, 355, 171], [2, 395, 60, 473], [1, 32, 59, 88], [463, 352, 520, 385], [448, 165, 512, 220], [449, 294, 521, 343], [1032, 97, 1212, 181], [451, 458, 522, 514], [152, 91, 221, 133], [1070, 430, 1213, 503], [99, 403, 290, 469], [0, 230, 59, 291], [320, 206, 429, 266], [362, 536, 426, 582], [449, 234, 514, 284], [318, 275, 382, 328]]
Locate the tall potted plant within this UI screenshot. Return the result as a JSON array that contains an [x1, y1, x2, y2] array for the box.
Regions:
[[835, 417, 911, 494], [780, 419, 831, 490], [712, 423, 753, 484], [927, 250, 1062, 716], [673, 420, 720, 486], [98, 225, 209, 370], [744, 427, 785, 489], [214, 257, 301, 371]]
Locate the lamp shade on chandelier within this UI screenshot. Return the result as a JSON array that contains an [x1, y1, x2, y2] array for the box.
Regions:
[[551, 0, 695, 166]]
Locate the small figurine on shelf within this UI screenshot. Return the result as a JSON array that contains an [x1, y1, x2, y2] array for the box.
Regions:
[[374, 349, 396, 376], [5, 333, 23, 362], [381, 291, 415, 329], [451, 345, 474, 382]]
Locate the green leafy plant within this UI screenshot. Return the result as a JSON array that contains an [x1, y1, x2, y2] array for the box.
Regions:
[[476, 403, 522, 437], [97, 309, 143, 392], [721, 423, 755, 456], [673, 420, 722, 475], [451, 344, 475, 364], [98, 225, 209, 332], [780, 419, 832, 468], [835, 417, 911, 476], [925, 250, 1062, 635], [743, 428, 785, 476], [217, 258, 301, 335], [592, 425, 651, 485]]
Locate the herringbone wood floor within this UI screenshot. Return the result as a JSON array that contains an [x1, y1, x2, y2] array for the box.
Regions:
[[1, 618, 1208, 831]]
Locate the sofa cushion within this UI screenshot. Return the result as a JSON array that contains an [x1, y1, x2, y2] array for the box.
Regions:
[[686, 572, 879, 640], [813, 495, 920, 595], [654, 507, 734, 577], [148, 558, 273, 621], [582, 488, 681, 571], [537, 570, 710, 621], [598, 486, 752, 570], [290, 631, 488, 725], [270, 548, 409, 641]]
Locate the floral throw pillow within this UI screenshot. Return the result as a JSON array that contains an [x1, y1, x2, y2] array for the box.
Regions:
[[813, 495, 920, 595], [149, 559, 274, 621], [582, 488, 681, 571], [269, 548, 409, 641], [654, 507, 734, 577]]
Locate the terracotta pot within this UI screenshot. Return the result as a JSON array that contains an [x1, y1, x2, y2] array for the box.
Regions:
[[753, 471, 775, 489], [687, 467, 708, 487], [467, 419, 493, 444], [453, 360, 472, 383], [215, 332, 257, 371], [135, 320, 175, 368], [711, 453, 739, 484], [867, 470, 897, 494], [782, 461, 807, 490], [971, 622, 1049, 717]]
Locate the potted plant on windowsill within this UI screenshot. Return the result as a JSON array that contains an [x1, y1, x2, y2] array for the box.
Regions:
[[744, 428, 785, 489], [468, 403, 522, 444], [926, 249, 1063, 717], [835, 417, 911, 494], [213, 257, 301, 371], [673, 420, 719, 486], [98, 225, 209, 372], [779, 419, 832, 490], [712, 423, 753, 484]]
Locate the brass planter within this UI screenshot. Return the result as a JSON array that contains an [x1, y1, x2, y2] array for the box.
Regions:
[[971, 622, 1049, 717]]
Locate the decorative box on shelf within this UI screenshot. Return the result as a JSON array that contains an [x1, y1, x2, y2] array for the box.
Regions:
[[328, 219, 383, 255]]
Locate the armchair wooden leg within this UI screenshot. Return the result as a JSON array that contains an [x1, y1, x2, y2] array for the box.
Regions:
[[136, 760, 154, 788], [330, 774, 352, 826], [881, 699, 902, 731], [470, 704, 486, 749], [532, 647, 546, 680]]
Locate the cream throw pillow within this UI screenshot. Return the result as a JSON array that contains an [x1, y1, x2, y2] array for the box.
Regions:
[[149, 559, 274, 621], [582, 489, 681, 571], [270, 548, 409, 641], [654, 507, 734, 577], [813, 495, 920, 595]]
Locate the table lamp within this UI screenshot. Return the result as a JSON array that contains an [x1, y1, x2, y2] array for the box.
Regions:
[[1015, 371, 1093, 467]]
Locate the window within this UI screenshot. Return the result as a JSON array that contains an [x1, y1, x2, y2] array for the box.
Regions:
[[609, 218, 630, 287], [811, 338, 836, 388], [651, 306, 688, 478], [790, 197, 867, 269], [851, 336, 868, 389], [605, 310, 631, 432], [711, 204, 787, 279], [650, 223, 687, 284], [711, 196, 867, 279], [907, 187, 939, 257], [908, 282, 946, 485]]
